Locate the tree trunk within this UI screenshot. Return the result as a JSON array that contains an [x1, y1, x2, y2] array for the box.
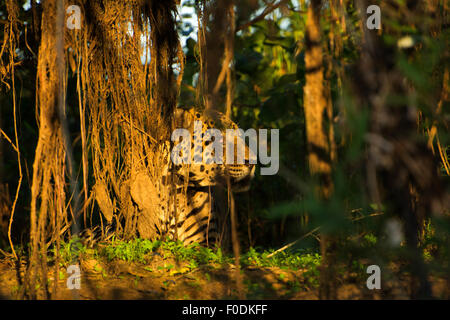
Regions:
[[27, 0, 66, 299], [303, 0, 337, 299], [198, 0, 235, 114]]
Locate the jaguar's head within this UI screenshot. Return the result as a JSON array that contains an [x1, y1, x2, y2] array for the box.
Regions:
[[173, 107, 255, 192]]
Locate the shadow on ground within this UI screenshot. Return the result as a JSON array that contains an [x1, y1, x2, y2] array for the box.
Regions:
[[0, 257, 447, 300]]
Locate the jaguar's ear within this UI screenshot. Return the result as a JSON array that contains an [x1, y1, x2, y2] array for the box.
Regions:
[[174, 108, 193, 128], [174, 108, 184, 124]]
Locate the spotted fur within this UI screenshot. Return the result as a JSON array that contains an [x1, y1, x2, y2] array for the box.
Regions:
[[159, 107, 255, 246]]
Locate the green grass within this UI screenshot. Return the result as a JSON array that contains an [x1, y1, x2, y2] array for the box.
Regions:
[[241, 247, 321, 270], [99, 238, 321, 273], [240, 248, 321, 288], [160, 241, 230, 268], [102, 238, 161, 263], [49, 237, 87, 266], [100, 238, 231, 267], [46, 237, 322, 283]]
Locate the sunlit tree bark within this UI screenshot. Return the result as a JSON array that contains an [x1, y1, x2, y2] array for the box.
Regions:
[[28, 0, 67, 299], [303, 0, 337, 299]]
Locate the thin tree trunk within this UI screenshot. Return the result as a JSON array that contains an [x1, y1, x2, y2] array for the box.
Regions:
[[303, 0, 337, 299], [199, 0, 235, 113]]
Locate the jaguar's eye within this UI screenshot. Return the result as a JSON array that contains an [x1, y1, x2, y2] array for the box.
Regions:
[[196, 112, 201, 119], [208, 120, 214, 126]]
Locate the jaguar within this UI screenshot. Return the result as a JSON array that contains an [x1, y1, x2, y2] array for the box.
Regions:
[[157, 107, 255, 246], [94, 107, 255, 248]]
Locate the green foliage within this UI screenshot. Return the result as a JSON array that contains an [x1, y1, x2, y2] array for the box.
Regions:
[[100, 238, 231, 267], [50, 237, 87, 266], [241, 247, 321, 271], [350, 260, 366, 274], [363, 234, 377, 247], [160, 241, 230, 268], [102, 238, 161, 263], [99, 238, 321, 276], [243, 247, 322, 290]]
